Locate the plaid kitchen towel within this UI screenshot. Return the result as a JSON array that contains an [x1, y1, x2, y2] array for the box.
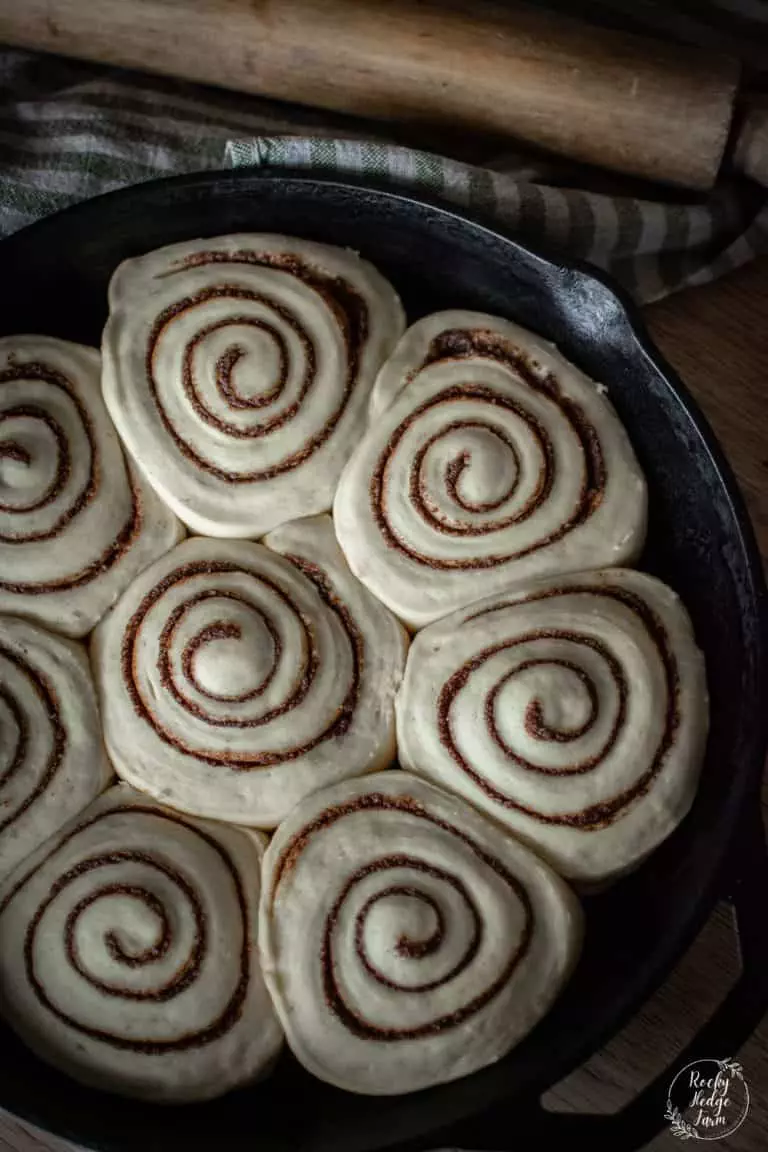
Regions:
[[1, 0, 768, 304], [226, 135, 768, 304]]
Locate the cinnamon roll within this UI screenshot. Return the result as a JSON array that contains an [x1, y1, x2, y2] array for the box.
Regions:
[[334, 311, 647, 628], [259, 772, 582, 1095], [101, 234, 405, 538], [91, 517, 407, 826], [0, 616, 111, 882], [0, 783, 283, 1101], [396, 569, 708, 883], [0, 336, 183, 638]]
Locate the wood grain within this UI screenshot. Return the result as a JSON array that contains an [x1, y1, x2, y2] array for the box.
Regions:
[[733, 97, 768, 189], [648, 258, 768, 564], [546, 257, 768, 1152], [1, 258, 767, 1151], [0, 0, 740, 188]]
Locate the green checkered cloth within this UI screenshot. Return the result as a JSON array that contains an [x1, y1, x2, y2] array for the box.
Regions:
[[2, 0, 768, 304], [227, 135, 768, 303]]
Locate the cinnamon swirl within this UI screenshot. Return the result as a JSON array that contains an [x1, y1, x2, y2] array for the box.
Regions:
[[91, 517, 407, 826], [0, 783, 282, 1101], [260, 772, 582, 1094], [102, 234, 405, 538], [334, 311, 647, 627], [0, 336, 183, 637], [396, 568, 708, 883], [0, 616, 111, 881]]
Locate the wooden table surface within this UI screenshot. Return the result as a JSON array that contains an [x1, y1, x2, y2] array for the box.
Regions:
[[544, 256, 768, 1152], [1, 258, 766, 1152]]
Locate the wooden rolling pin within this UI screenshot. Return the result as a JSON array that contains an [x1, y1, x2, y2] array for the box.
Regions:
[[0, 0, 759, 189]]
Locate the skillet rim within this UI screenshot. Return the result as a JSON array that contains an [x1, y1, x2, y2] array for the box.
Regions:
[[0, 167, 765, 1151]]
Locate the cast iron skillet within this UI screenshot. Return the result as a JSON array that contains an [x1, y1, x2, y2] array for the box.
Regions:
[[0, 171, 766, 1152]]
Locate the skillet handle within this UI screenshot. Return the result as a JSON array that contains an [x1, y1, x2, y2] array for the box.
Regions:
[[439, 802, 768, 1152]]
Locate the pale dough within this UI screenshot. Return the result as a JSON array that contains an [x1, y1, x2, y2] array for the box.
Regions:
[[0, 336, 183, 637], [0, 783, 283, 1102], [91, 516, 408, 826], [102, 234, 405, 537], [396, 568, 708, 883], [0, 615, 112, 881], [334, 310, 647, 628], [260, 771, 582, 1095]]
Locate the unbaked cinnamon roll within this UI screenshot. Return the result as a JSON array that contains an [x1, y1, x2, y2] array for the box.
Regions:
[[102, 234, 405, 537], [0, 336, 183, 637], [396, 568, 708, 883], [334, 311, 647, 628], [91, 516, 407, 826], [259, 772, 582, 1095], [0, 783, 282, 1101], [0, 616, 111, 881]]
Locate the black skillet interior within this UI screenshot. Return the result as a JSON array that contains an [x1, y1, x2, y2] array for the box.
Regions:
[[0, 171, 766, 1152]]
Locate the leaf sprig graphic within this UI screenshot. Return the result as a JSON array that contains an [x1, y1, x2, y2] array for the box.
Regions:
[[665, 1104, 699, 1141]]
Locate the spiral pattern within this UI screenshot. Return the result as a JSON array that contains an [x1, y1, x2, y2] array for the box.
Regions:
[[0, 336, 183, 638], [260, 772, 582, 1095], [102, 234, 405, 538], [92, 516, 407, 827], [334, 310, 647, 628], [0, 616, 111, 882], [0, 784, 283, 1102], [396, 568, 709, 883]]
